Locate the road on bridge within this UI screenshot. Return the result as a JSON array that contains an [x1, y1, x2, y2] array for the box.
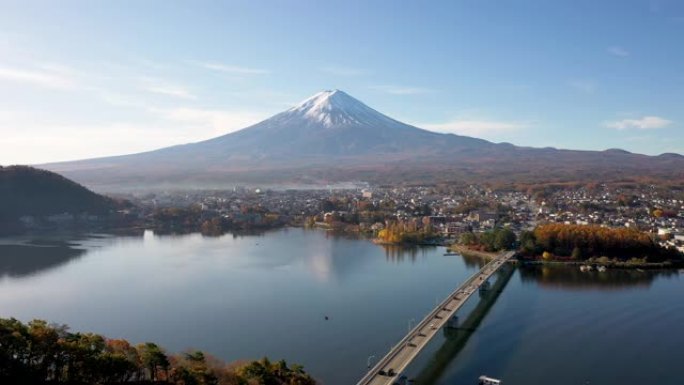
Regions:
[[356, 250, 516, 385]]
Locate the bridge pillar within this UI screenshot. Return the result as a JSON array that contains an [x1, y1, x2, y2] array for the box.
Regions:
[[446, 314, 459, 329], [478, 280, 491, 298]]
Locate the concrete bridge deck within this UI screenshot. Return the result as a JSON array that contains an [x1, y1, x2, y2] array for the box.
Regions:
[[356, 250, 516, 385]]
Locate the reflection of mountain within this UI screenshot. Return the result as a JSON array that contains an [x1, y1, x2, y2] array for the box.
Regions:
[[518, 265, 677, 291], [306, 233, 430, 282], [299, 231, 365, 283], [301, 232, 443, 282], [0, 244, 86, 278]]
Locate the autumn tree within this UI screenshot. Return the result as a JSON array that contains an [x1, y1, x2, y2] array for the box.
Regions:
[[529, 223, 679, 262], [0, 318, 317, 385], [137, 342, 169, 381]]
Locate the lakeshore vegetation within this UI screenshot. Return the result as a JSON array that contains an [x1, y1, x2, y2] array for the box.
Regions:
[[453, 223, 682, 266], [457, 227, 517, 252], [0, 318, 316, 385], [376, 219, 438, 245], [520, 223, 682, 263]]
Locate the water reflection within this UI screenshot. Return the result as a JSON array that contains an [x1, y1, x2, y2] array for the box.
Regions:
[[460, 254, 489, 269], [412, 266, 516, 385], [519, 264, 679, 291], [382, 245, 438, 263], [0, 243, 86, 278], [0, 229, 478, 385]]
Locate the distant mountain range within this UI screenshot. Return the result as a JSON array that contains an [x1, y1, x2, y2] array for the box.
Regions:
[[42, 90, 684, 191]]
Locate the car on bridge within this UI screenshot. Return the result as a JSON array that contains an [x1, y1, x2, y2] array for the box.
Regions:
[[479, 375, 502, 385]]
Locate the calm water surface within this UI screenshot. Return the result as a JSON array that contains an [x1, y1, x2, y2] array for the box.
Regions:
[[415, 265, 684, 385], [0, 228, 682, 385]]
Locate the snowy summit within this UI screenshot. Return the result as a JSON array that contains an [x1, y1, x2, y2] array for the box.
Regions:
[[283, 89, 401, 128], [41, 88, 684, 191]]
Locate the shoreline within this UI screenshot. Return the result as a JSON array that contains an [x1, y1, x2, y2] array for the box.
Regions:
[[519, 258, 682, 270], [447, 244, 502, 260], [372, 238, 444, 247], [446, 244, 683, 270]]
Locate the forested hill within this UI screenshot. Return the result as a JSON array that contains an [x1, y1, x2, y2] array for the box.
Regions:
[[0, 166, 119, 219]]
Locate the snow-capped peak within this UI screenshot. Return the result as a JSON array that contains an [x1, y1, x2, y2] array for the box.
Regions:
[[285, 89, 397, 128]]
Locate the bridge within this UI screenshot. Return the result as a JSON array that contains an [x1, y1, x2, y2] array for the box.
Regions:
[[356, 250, 516, 385]]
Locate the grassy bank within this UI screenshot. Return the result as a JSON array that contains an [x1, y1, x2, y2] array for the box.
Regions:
[[447, 244, 501, 260]]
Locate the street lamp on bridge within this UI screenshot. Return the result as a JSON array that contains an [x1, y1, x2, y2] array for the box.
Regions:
[[367, 355, 376, 369]]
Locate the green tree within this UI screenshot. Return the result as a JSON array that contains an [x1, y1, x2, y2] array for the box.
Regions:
[[458, 232, 477, 246], [519, 230, 537, 254], [479, 231, 496, 251], [0, 317, 317, 385], [137, 342, 169, 381], [571, 246, 582, 260], [493, 228, 516, 250]]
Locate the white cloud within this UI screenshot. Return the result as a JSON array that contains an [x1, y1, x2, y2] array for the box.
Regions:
[[0, 53, 280, 164], [0, 65, 76, 89], [419, 119, 527, 137], [0, 107, 267, 164], [605, 116, 672, 130], [154, 107, 267, 135], [320, 66, 367, 76], [196, 61, 270, 75], [608, 46, 629, 57], [0, 123, 196, 164], [144, 85, 196, 99], [568, 79, 597, 93], [139, 77, 197, 99], [370, 85, 433, 95]]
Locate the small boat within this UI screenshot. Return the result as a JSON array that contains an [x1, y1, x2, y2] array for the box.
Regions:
[[479, 375, 502, 385], [597, 265, 607, 273], [579, 265, 592, 272], [444, 252, 459, 256]]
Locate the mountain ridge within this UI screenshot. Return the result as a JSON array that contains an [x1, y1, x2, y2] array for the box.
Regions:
[[40, 90, 684, 191]]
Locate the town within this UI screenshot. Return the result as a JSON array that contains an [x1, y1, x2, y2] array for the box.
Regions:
[[117, 183, 684, 255]]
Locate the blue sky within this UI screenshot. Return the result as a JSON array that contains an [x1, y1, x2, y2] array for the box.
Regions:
[[0, 0, 682, 164]]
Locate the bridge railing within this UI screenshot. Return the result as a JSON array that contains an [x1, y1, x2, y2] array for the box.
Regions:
[[356, 251, 514, 385]]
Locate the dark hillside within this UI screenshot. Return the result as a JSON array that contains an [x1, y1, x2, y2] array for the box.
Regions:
[[0, 166, 118, 220]]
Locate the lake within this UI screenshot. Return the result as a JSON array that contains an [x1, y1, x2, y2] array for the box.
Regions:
[[0, 228, 682, 384]]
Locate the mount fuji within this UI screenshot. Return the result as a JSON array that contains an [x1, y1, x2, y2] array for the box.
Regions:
[[165, 89, 492, 158], [43, 90, 684, 190]]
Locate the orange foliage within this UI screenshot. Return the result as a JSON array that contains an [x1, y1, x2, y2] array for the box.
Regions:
[[533, 223, 656, 260]]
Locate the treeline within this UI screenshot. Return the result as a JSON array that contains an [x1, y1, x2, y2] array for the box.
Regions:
[[458, 227, 517, 252], [151, 207, 284, 236], [376, 220, 437, 244], [0, 318, 316, 385], [0, 166, 122, 219], [520, 223, 682, 262]]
